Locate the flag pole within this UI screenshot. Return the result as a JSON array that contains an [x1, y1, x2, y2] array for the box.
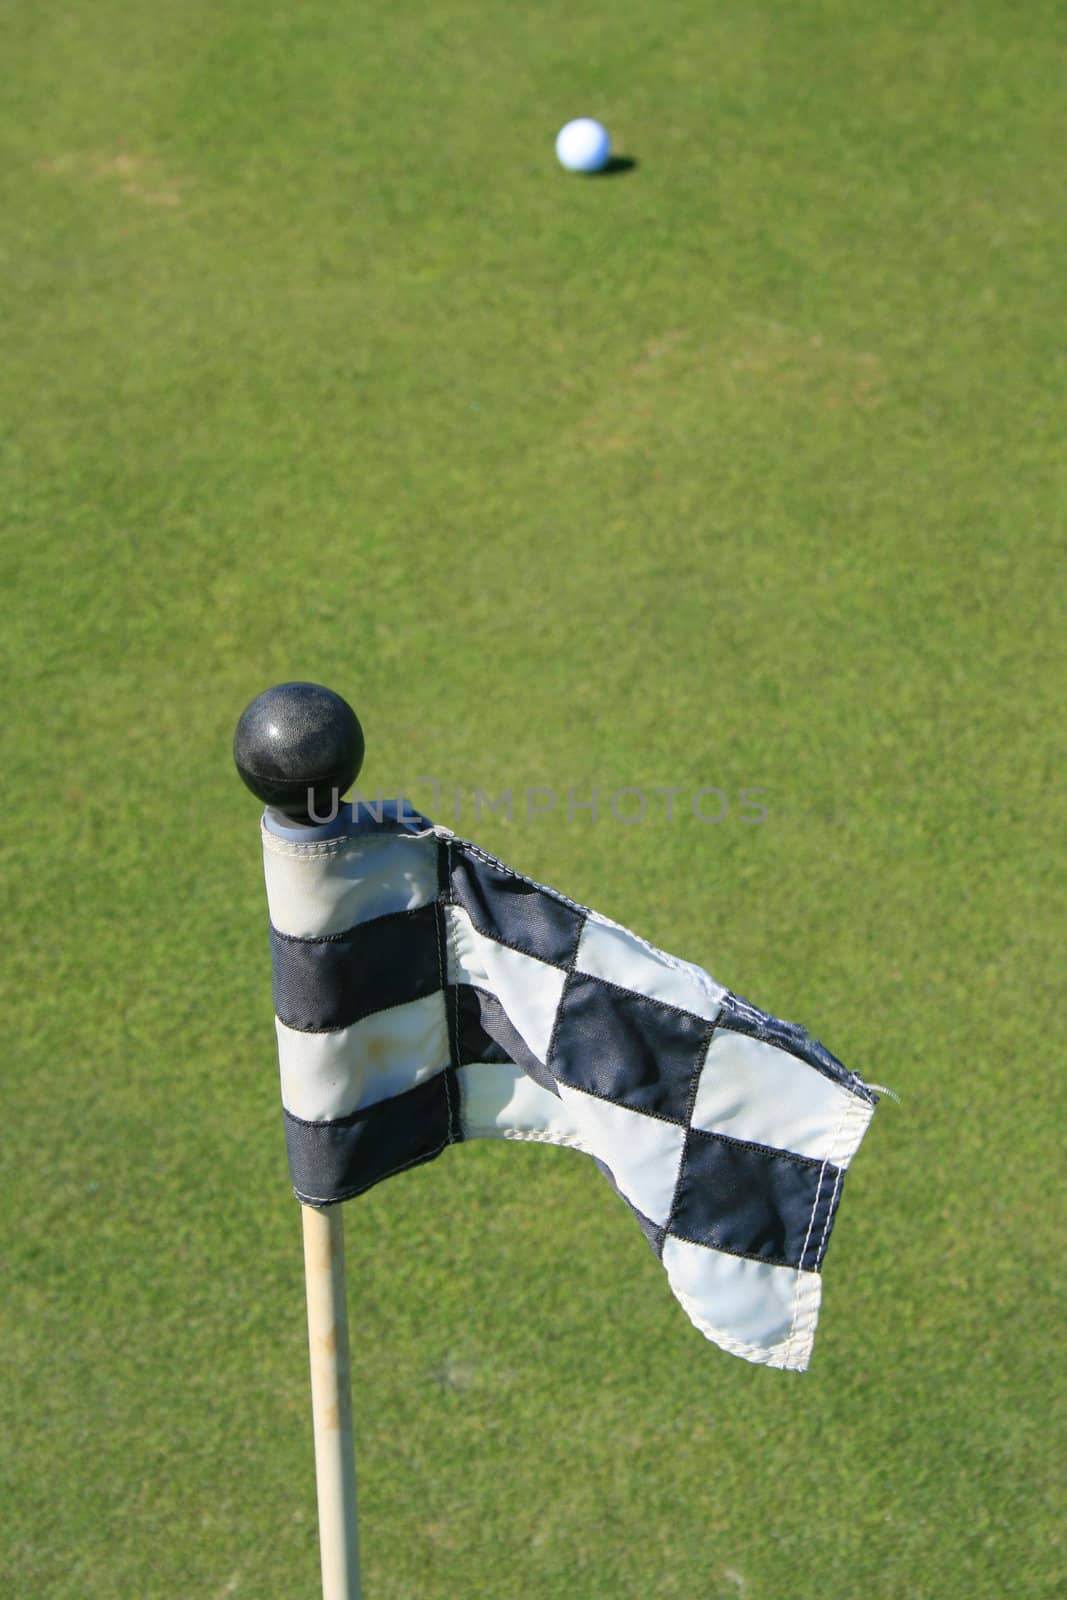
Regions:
[[302, 1203, 361, 1600], [234, 681, 368, 1600]]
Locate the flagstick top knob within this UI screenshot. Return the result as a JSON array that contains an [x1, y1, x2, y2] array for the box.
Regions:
[[234, 681, 365, 824]]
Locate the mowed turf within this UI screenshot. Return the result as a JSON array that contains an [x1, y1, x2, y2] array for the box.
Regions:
[[1, 2, 1063, 1596]]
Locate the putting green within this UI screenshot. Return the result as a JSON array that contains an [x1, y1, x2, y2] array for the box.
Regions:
[[2, 3, 1062, 1596]]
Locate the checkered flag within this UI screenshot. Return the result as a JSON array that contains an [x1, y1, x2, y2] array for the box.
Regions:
[[262, 800, 878, 1372]]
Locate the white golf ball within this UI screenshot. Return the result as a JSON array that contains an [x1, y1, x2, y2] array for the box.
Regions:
[[555, 118, 612, 174]]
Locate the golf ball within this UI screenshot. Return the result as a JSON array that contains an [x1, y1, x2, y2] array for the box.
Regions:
[[555, 118, 612, 174]]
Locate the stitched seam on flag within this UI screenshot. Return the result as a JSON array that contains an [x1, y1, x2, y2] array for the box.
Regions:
[[579, 918, 727, 1009], [661, 1228, 805, 1271], [456, 979, 558, 1072], [262, 820, 436, 859], [811, 1148, 846, 1275], [572, 967, 721, 1026], [810, 1094, 866, 1270], [541, 914, 587, 1078], [584, 905, 726, 1000], [454, 837, 723, 999], [800, 1095, 853, 1269], [456, 838, 594, 916], [262, 831, 351, 860], [785, 1093, 853, 1364], [464, 1125, 596, 1152], [270, 904, 430, 945], [783, 1107, 857, 1369], [717, 993, 876, 1104], [282, 1072, 449, 1128], [295, 1140, 449, 1206], [686, 1125, 841, 1172], [438, 836, 458, 1145], [447, 908, 572, 973], [662, 1020, 717, 1243], [275, 993, 439, 1036], [554, 1070, 691, 1129], [541, 1028, 708, 1128], [665, 1274, 804, 1370], [262, 830, 410, 861], [584, 918, 725, 1007], [716, 1019, 869, 1100]]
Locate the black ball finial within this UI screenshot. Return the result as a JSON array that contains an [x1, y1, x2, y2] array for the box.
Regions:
[[234, 682, 365, 824]]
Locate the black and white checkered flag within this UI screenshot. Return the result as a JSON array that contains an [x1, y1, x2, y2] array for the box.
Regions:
[[261, 800, 878, 1371]]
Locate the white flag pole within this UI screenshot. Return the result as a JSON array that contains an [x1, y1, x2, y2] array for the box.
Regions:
[[302, 1203, 361, 1600], [234, 681, 370, 1600]]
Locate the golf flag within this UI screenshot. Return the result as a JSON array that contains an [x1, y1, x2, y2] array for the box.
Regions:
[[260, 799, 879, 1371]]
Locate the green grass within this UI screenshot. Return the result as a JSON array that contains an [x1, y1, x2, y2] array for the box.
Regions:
[[1, 1, 1063, 1595]]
